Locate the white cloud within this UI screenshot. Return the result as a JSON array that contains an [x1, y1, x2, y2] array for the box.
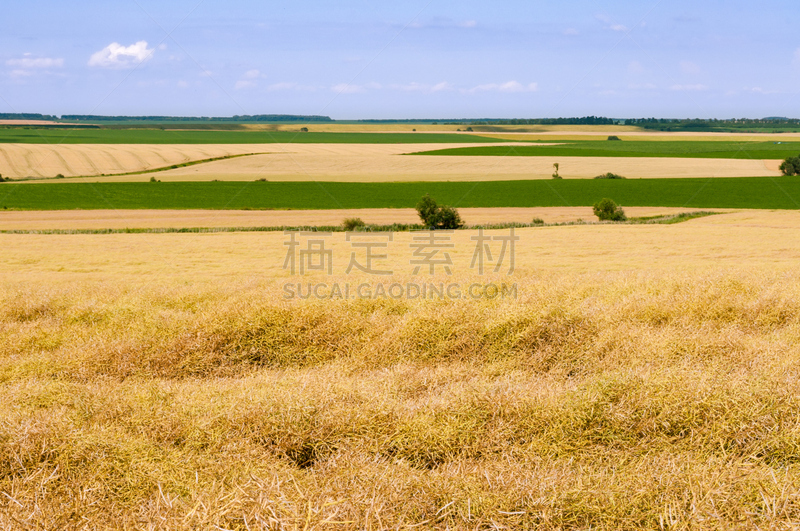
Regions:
[[5, 54, 64, 80], [89, 41, 154, 68], [467, 81, 538, 93], [267, 82, 316, 92], [670, 84, 708, 91], [628, 61, 645, 74], [431, 81, 453, 92], [392, 82, 427, 92], [268, 82, 297, 91], [628, 83, 657, 90], [407, 18, 478, 30], [6, 56, 64, 69], [680, 60, 701, 74], [563, 28, 579, 36], [9, 70, 33, 79], [158, 43, 168, 51], [332, 83, 366, 94], [234, 69, 265, 89], [747, 87, 779, 95], [596, 14, 627, 32]]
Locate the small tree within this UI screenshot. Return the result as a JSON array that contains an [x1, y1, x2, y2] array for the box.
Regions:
[[415, 194, 463, 229], [342, 217, 366, 231], [607, 135, 621, 141], [593, 198, 627, 221], [300, 127, 309, 132], [436, 206, 463, 229], [552, 162, 561, 179], [780, 155, 800, 176]]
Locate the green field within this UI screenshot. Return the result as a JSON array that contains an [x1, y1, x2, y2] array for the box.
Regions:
[[0, 129, 508, 144], [414, 141, 800, 160], [1, 178, 799, 210]]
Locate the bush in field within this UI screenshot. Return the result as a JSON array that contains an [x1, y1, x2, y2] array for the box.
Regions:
[[607, 135, 621, 141], [300, 127, 309, 132], [532, 217, 545, 225], [436, 206, 463, 229], [780, 155, 800, 176], [415, 195, 463, 229], [552, 162, 562, 179], [0, 174, 4, 182], [149, 176, 161, 182], [342, 217, 366, 231], [594, 172, 626, 179], [593, 198, 627, 221]]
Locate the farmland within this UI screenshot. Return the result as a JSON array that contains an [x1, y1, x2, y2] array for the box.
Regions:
[[413, 140, 800, 159], [0, 142, 780, 180], [0, 128, 510, 145], [1, 177, 799, 210], [2, 124, 800, 529], [2, 210, 800, 528]]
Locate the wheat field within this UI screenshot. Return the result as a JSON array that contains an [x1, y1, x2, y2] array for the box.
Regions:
[[1, 142, 781, 181], [1, 210, 800, 529]]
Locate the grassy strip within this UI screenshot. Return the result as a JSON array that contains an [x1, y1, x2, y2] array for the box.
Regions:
[[0, 179, 799, 210], [411, 140, 800, 160], [0, 129, 511, 144], [0, 212, 720, 235]]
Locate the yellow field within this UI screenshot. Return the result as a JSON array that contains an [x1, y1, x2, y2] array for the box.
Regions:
[[3, 142, 780, 182], [0, 143, 274, 179], [2, 210, 800, 528], [0, 206, 732, 231]]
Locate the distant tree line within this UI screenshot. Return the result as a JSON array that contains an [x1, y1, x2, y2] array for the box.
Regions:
[[623, 117, 800, 132], [60, 114, 334, 122], [469, 116, 617, 126], [0, 113, 59, 121]]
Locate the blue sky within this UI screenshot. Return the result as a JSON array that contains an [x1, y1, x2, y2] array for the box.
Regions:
[[1, 0, 799, 119]]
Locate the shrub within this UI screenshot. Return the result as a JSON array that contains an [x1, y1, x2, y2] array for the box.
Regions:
[[342, 217, 366, 231], [55, 174, 65, 179], [466, 127, 473, 132], [593, 198, 627, 221], [607, 135, 621, 141], [531, 217, 545, 225], [300, 127, 309, 132], [552, 162, 561, 179], [779, 155, 800, 176], [436, 206, 463, 230], [0, 174, 4, 182], [149, 176, 160, 182], [594, 172, 626, 179], [255, 178, 268, 182], [415, 195, 463, 229]]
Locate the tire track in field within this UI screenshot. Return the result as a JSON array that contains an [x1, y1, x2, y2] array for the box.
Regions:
[[0, 146, 22, 178]]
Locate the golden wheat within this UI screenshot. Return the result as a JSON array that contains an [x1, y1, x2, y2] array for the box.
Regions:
[[1, 212, 799, 529]]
